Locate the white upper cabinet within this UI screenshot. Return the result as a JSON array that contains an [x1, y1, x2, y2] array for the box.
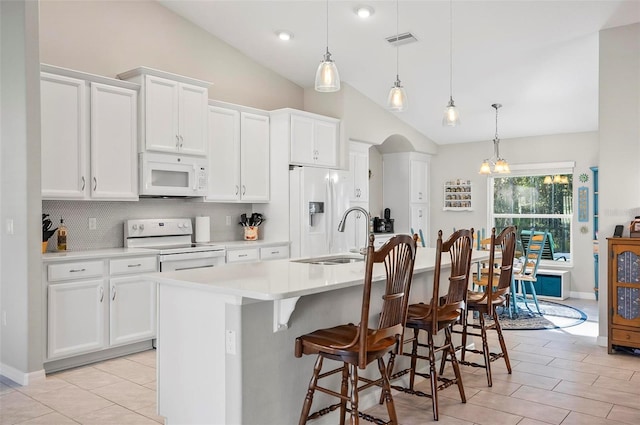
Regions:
[[240, 112, 270, 201], [90, 83, 138, 200], [118, 67, 211, 156], [207, 104, 269, 202], [287, 111, 339, 168], [41, 66, 139, 201], [349, 141, 370, 202], [41, 72, 88, 199], [410, 159, 428, 203]]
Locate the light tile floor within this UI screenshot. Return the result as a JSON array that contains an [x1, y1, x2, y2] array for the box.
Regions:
[[1, 299, 639, 424]]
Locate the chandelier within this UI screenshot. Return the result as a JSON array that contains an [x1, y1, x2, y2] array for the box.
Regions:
[[479, 103, 510, 174]]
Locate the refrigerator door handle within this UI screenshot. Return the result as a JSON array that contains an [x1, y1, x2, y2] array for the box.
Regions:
[[327, 179, 333, 253]]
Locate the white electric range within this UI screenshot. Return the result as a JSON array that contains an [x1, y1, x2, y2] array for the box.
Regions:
[[124, 218, 226, 272]]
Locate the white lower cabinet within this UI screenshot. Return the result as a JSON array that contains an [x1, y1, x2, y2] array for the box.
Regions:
[[45, 255, 157, 362], [226, 243, 290, 264], [109, 276, 156, 346], [48, 279, 106, 359]]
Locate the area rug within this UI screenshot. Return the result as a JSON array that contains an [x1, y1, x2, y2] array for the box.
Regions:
[[495, 299, 587, 330]]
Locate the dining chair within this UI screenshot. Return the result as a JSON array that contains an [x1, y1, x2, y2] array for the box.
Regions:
[[512, 232, 546, 314], [454, 226, 517, 387], [294, 233, 418, 425], [388, 229, 474, 421]]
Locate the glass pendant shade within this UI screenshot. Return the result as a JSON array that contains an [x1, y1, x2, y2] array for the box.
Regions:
[[387, 79, 407, 112], [479, 160, 492, 175], [315, 51, 340, 92], [443, 98, 460, 126], [494, 158, 510, 174]]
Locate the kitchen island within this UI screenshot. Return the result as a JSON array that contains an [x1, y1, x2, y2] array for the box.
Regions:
[[150, 247, 489, 425]]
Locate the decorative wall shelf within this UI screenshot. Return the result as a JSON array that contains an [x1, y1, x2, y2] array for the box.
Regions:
[[443, 180, 472, 211]]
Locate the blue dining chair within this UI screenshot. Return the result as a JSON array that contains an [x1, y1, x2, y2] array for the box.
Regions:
[[511, 232, 547, 314]]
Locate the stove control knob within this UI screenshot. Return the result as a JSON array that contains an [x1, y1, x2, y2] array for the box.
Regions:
[[183, 222, 190, 229], [139, 224, 145, 231], [177, 223, 184, 229], [132, 224, 138, 231]]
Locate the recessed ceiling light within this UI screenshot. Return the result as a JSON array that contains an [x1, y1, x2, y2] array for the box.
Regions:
[[355, 5, 374, 18], [276, 30, 293, 41]]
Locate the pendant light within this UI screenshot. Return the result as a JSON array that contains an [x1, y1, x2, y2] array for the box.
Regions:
[[443, 0, 460, 126], [315, 0, 340, 92], [479, 103, 510, 174], [387, 0, 407, 111]]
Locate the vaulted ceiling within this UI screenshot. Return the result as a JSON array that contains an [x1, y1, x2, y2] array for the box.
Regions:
[[158, 0, 640, 145]]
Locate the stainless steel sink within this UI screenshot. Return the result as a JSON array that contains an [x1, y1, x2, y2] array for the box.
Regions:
[[291, 255, 365, 265]]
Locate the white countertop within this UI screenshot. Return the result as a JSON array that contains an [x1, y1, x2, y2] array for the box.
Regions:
[[42, 247, 159, 262], [149, 248, 490, 301], [41, 240, 290, 261]]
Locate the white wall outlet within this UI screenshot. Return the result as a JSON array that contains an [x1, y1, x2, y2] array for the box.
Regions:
[[226, 216, 232, 226], [88, 217, 97, 230], [225, 329, 236, 355], [5, 219, 13, 235], [2, 311, 7, 326]]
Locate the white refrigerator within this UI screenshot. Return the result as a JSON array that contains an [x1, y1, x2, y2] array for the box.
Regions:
[[289, 166, 358, 258]]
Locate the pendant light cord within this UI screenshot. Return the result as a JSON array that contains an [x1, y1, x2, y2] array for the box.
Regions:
[[495, 106, 499, 141], [396, 0, 400, 80], [449, 0, 453, 99], [326, 0, 329, 54]]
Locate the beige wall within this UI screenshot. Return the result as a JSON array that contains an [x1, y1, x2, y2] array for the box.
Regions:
[[39, 0, 303, 111], [430, 131, 599, 297], [597, 22, 640, 340]]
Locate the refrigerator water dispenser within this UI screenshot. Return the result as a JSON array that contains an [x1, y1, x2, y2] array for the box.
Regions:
[[308, 201, 324, 226]]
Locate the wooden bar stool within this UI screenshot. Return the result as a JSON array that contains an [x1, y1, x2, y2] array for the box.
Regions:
[[295, 234, 418, 425], [389, 229, 474, 421], [452, 226, 517, 387]]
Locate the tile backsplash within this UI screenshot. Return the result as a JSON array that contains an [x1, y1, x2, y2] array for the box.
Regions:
[[42, 199, 256, 252]]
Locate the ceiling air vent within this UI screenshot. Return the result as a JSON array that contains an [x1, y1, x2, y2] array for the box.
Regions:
[[386, 32, 418, 47]]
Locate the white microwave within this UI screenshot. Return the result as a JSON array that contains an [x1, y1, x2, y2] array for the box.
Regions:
[[139, 152, 207, 197]]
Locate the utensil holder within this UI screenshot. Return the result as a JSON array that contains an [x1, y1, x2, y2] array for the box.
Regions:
[[244, 226, 258, 241]]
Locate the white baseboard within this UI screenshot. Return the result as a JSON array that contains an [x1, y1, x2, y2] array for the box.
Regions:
[[569, 291, 597, 300], [0, 363, 46, 386], [597, 335, 608, 347]]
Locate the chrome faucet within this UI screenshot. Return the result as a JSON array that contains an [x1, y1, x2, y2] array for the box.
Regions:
[[337, 206, 371, 255]]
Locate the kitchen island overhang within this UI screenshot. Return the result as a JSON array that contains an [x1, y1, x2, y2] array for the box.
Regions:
[[149, 247, 490, 425]]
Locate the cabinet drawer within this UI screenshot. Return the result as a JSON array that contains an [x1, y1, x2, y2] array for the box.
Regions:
[[109, 256, 157, 275], [227, 248, 259, 263], [611, 328, 640, 346], [260, 246, 289, 261], [48, 261, 103, 282]]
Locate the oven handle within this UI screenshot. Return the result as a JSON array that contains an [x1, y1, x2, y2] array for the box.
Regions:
[[158, 250, 226, 262], [173, 264, 216, 271]]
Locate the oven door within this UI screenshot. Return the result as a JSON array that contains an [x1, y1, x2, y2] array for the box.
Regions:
[[159, 250, 225, 272], [140, 152, 208, 197]]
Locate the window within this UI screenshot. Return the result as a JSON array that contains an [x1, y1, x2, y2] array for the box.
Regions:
[[489, 168, 573, 263]]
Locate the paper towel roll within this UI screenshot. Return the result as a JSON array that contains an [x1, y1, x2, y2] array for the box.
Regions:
[[195, 216, 210, 243]]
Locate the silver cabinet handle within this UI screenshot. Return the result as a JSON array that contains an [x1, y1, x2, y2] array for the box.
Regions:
[[93, 177, 97, 191], [242, 185, 246, 195], [179, 135, 184, 148], [176, 134, 180, 148], [81, 176, 85, 191], [271, 251, 280, 255], [238, 254, 248, 258], [111, 285, 116, 301], [99, 286, 104, 303], [235, 185, 239, 195], [69, 268, 86, 273], [127, 263, 142, 268]]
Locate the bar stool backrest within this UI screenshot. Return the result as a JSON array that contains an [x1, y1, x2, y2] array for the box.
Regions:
[[487, 226, 518, 300]]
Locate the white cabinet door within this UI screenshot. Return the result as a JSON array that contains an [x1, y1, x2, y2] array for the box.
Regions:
[[240, 112, 270, 201], [314, 119, 338, 167], [48, 280, 106, 359], [178, 83, 208, 156], [410, 159, 427, 203], [109, 276, 157, 346], [207, 106, 241, 201], [40, 72, 88, 199], [145, 75, 180, 153], [410, 204, 428, 237], [349, 144, 369, 202], [290, 114, 315, 165], [90, 83, 138, 200]]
